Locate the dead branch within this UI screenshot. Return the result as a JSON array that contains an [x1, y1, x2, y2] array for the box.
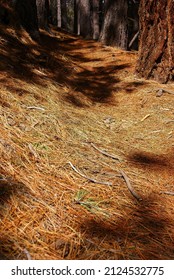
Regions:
[[160, 191, 174, 196], [68, 161, 112, 186], [165, 120, 174, 124], [90, 142, 121, 161], [23, 248, 32, 260], [120, 170, 142, 201], [128, 31, 139, 49], [26, 106, 45, 111], [140, 114, 151, 122], [28, 144, 39, 159], [158, 88, 174, 95], [156, 89, 163, 97]]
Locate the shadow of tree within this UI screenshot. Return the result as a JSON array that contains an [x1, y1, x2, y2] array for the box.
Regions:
[[127, 151, 174, 176], [0, 25, 145, 107], [0, 171, 27, 260], [124, 80, 147, 93], [78, 195, 174, 259]]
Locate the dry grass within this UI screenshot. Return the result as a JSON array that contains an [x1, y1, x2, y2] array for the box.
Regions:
[[0, 24, 174, 260]]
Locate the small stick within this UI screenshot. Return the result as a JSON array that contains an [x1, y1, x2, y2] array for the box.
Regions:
[[23, 249, 32, 260], [128, 31, 139, 49], [90, 142, 121, 161], [166, 120, 174, 124], [156, 89, 163, 97], [120, 170, 142, 201], [26, 106, 45, 111], [68, 161, 112, 186], [160, 191, 174, 196], [28, 144, 39, 159], [158, 88, 174, 95], [140, 114, 151, 122]]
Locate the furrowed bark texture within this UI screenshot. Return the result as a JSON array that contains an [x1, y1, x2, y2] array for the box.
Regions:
[[136, 0, 174, 83]]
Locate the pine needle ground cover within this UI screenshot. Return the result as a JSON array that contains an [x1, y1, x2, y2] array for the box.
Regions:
[[0, 25, 174, 260]]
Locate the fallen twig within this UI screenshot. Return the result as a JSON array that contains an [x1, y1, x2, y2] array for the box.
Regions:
[[157, 88, 174, 95], [156, 89, 163, 97], [128, 31, 139, 49], [120, 170, 142, 201], [23, 248, 32, 260], [68, 161, 112, 186], [90, 142, 121, 161], [140, 114, 151, 122], [160, 191, 174, 196], [28, 144, 39, 159], [166, 120, 174, 124], [26, 106, 45, 111]]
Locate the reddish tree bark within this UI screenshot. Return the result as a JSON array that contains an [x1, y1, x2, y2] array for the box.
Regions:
[[136, 0, 174, 83]]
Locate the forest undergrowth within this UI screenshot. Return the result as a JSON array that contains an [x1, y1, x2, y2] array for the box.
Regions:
[[0, 24, 174, 260]]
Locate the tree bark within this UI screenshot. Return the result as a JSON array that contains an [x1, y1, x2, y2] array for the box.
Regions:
[[57, 0, 61, 27], [128, 0, 139, 50], [74, 0, 80, 35], [92, 0, 100, 40], [79, 0, 91, 38], [99, 0, 128, 49], [0, 2, 10, 25], [14, 0, 39, 40], [136, 0, 174, 83], [61, 0, 68, 29], [36, 0, 50, 31]]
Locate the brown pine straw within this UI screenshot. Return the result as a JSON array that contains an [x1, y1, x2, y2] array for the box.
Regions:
[[0, 24, 174, 260]]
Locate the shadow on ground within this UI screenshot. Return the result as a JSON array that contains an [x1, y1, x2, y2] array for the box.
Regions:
[[77, 194, 174, 259], [0, 25, 146, 107], [0, 171, 27, 260], [128, 150, 174, 176]]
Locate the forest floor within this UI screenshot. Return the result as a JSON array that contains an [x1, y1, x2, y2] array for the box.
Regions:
[[0, 25, 174, 260]]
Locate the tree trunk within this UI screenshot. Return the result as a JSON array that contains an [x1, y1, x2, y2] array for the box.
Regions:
[[57, 0, 61, 28], [36, 0, 50, 31], [79, 0, 91, 38], [49, 0, 57, 25], [0, 2, 10, 25], [128, 0, 139, 50], [60, 0, 68, 29], [136, 0, 174, 83], [92, 0, 99, 40], [99, 0, 128, 49], [74, 0, 80, 35], [14, 0, 39, 40]]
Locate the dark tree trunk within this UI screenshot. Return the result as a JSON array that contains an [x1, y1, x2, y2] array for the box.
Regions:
[[14, 0, 39, 40], [61, 0, 68, 29], [49, 0, 57, 25], [99, 0, 128, 49], [57, 0, 61, 27], [0, 2, 10, 25], [92, 0, 100, 40], [36, 0, 50, 31], [79, 0, 92, 38], [128, 0, 139, 50], [136, 0, 174, 83], [74, 0, 80, 35]]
